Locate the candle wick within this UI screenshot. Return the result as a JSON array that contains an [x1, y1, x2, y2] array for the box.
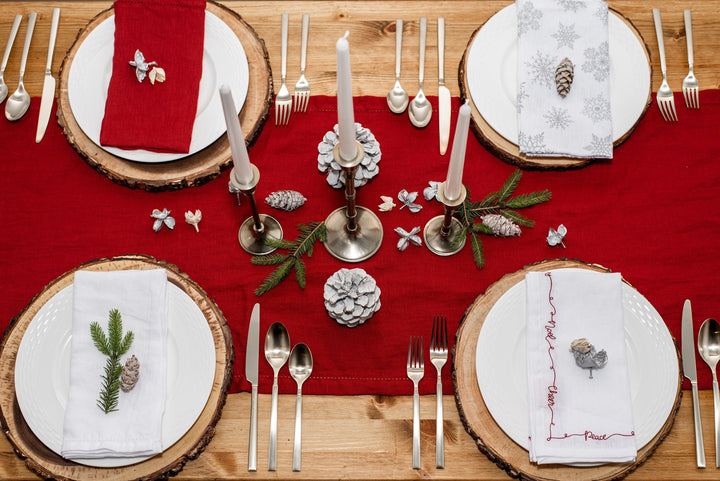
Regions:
[[343, 30, 349, 39]]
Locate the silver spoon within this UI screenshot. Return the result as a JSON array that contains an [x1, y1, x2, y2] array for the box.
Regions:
[[0, 15, 22, 104], [386, 19, 408, 114], [289, 343, 313, 472], [264, 321, 290, 471], [5, 12, 36, 121], [698, 317, 720, 467], [408, 17, 431, 128]]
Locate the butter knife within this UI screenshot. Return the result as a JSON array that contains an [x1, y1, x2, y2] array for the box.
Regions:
[[35, 7, 60, 143], [246, 303, 260, 471], [438, 17, 450, 155], [683, 299, 706, 468]]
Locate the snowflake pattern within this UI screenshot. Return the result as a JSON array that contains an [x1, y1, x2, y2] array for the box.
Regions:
[[517, 1, 543, 36], [543, 107, 572, 130], [551, 23, 580, 49], [594, 4, 609, 25], [582, 94, 611, 123], [581, 41, 610, 81], [525, 51, 557, 88], [557, 0, 586, 12], [583, 133, 613, 157], [519, 132, 549, 154], [517, 82, 528, 113]]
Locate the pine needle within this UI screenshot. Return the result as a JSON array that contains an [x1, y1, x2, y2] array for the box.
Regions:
[[90, 309, 134, 414]]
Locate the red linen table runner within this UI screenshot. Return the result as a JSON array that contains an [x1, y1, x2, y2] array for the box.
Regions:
[[99, 0, 206, 153], [1, 92, 719, 396]]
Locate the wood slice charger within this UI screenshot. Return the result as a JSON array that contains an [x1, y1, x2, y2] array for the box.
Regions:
[[57, 1, 272, 191], [452, 258, 682, 481], [458, 8, 652, 171], [0, 254, 234, 481]]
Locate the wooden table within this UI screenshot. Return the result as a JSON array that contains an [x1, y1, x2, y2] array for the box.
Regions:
[[1, 1, 719, 479]]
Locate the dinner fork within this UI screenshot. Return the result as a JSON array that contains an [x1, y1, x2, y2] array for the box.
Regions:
[[430, 315, 448, 468], [682, 10, 699, 109], [275, 13, 291, 126], [652, 9, 677, 122], [407, 336, 424, 470], [293, 14, 310, 112]]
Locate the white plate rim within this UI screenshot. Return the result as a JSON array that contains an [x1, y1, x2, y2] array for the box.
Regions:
[[14, 280, 216, 468], [474, 267, 679, 454], [68, 10, 249, 163], [465, 4, 651, 145]]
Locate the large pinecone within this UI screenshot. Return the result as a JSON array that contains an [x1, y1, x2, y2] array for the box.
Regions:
[[323, 268, 381, 327]]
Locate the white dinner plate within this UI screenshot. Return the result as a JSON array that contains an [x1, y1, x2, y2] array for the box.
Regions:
[[14, 281, 216, 467], [475, 268, 678, 453], [68, 10, 249, 163], [465, 4, 650, 145]]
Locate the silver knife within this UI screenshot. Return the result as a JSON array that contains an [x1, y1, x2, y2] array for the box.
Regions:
[[246, 303, 260, 471], [35, 7, 60, 143], [683, 299, 706, 468], [438, 17, 450, 155]]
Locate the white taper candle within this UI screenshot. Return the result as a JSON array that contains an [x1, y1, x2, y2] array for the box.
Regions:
[[336, 31, 357, 161], [444, 100, 471, 201], [219, 84, 253, 184]]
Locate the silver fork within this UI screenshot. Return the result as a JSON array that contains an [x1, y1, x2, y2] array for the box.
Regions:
[[682, 10, 699, 109], [293, 14, 310, 112], [407, 336, 424, 470], [430, 316, 448, 469], [652, 9, 677, 122], [275, 12, 291, 125]]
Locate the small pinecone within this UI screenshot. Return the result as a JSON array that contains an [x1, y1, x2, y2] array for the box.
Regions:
[[120, 355, 140, 392], [265, 190, 307, 211], [555, 58, 574, 98], [481, 214, 522, 237]]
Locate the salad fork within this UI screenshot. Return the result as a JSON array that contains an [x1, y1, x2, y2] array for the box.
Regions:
[[682, 10, 699, 109], [275, 13, 291, 126], [293, 14, 310, 112], [652, 9, 677, 122], [430, 315, 448, 468], [407, 336, 424, 470]]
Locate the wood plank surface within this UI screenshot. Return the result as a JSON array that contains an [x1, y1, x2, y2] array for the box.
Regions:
[[1, 1, 719, 480]]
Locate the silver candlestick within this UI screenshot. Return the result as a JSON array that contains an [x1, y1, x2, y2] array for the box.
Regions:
[[229, 164, 283, 255], [423, 182, 466, 256], [324, 140, 383, 262]]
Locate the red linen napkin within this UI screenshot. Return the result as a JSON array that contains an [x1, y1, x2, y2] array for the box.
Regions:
[[99, 0, 206, 153]]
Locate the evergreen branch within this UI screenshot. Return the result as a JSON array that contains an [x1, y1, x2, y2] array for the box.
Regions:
[[502, 209, 535, 227], [503, 190, 552, 209], [251, 253, 289, 266], [498, 169, 522, 201], [119, 331, 134, 356], [469, 232, 485, 269], [90, 321, 111, 356], [295, 258, 306, 289], [92, 309, 134, 414], [255, 259, 294, 296], [108, 308, 122, 349], [450, 226, 467, 250], [264, 238, 296, 250]]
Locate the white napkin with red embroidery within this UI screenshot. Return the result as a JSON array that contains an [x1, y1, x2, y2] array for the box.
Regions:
[[61, 269, 168, 459], [525, 269, 636, 464]]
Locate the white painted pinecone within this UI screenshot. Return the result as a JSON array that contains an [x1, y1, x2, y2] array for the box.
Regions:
[[323, 268, 381, 327], [481, 214, 522, 237], [265, 190, 307, 211], [555, 58, 574, 98], [120, 355, 140, 392], [317, 123, 381, 189]]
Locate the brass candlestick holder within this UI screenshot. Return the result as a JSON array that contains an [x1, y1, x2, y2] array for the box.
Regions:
[[230, 164, 283, 255], [423, 182, 467, 256], [324, 140, 383, 262]]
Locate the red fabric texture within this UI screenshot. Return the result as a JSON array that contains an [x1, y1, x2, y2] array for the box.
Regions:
[[99, 0, 206, 152], [1, 92, 719, 396]]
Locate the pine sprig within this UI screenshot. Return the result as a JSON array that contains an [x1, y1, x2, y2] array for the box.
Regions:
[[251, 221, 326, 296], [90, 309, 134, 414], [451, 170, 551, 268]]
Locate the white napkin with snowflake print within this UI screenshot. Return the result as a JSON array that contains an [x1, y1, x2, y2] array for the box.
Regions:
[[516, 0, 613, 158], [525, 269, 636, 464]]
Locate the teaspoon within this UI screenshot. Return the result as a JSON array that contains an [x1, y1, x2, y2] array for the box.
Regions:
[[408, 17, 431, 128], [386, 19, 408, 114], [289, 343, 313, 471], [698, 317, 720, 467], [264, 321, 290, 471], [0, 15, 22, 104], [5, 12, 36, 121]]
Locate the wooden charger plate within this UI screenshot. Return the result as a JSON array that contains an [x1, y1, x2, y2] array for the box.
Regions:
[[458, 8, 652, 171], [57, 1, 272, 191], [452, 258, 682, 481], [0, 254, 234, 481]]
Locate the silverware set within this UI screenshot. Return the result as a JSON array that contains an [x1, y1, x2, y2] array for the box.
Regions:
[[652, 8, 700, 122], [246, 305, 313, 472], [683, 299, 720, 468], [275, 12, 311, 126], [406, 315, 449, 469]]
